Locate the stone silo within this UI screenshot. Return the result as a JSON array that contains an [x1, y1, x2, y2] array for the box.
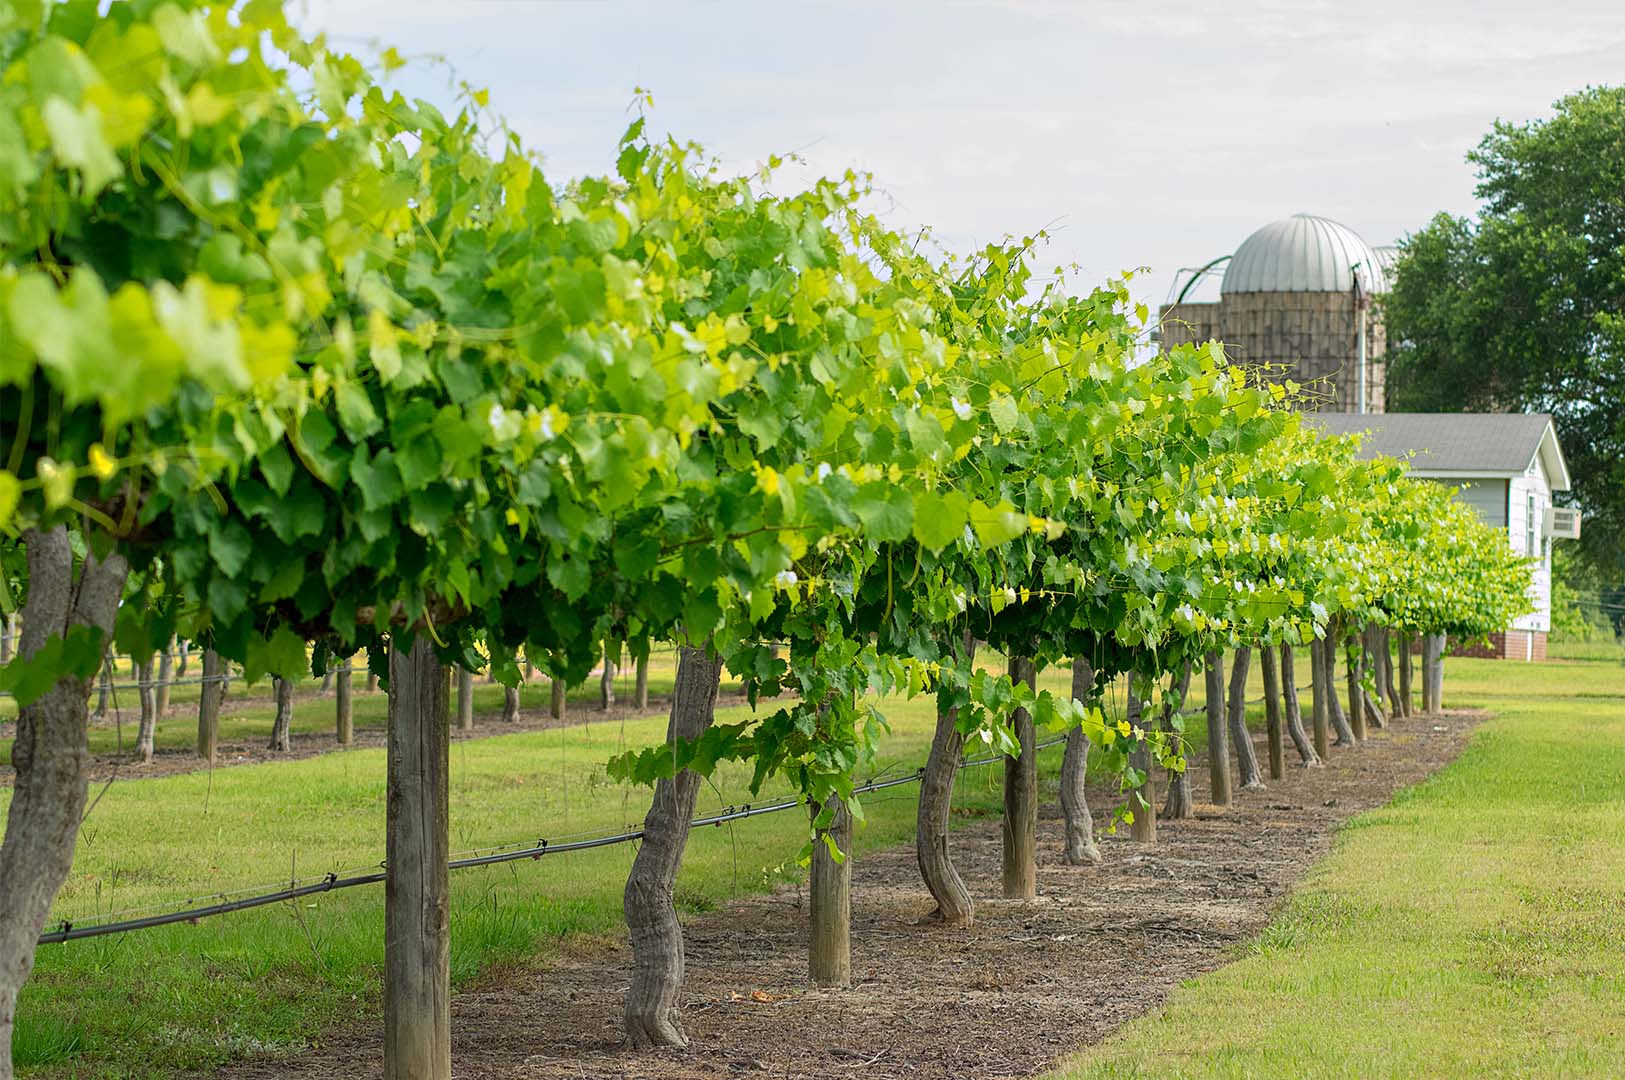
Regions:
[[1159, 214, 1389, 414]]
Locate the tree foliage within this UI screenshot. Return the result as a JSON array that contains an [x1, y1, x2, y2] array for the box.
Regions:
[[1384, 85, 1625, 577]]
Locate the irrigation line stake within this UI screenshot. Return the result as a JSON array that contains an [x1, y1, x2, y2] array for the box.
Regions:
[[38, 736, 1068, 946]]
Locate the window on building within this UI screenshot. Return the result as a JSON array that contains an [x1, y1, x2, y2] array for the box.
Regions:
[[1526, 492, 1539, 558]]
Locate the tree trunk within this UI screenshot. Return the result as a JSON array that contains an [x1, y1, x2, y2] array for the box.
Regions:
[[269, 677, 293, 751], [1309, 638, 1333, 759], [1228, 648, 1264, 790], [808, 793, 852, 987], [198, 650, 222, 763], [336, 660, 354, 745], [549, 678, 565, 721], [1059, 656, 1101, 863], [1323, 635, 1356, 746], [1203, 650, 1231, 806], [176, 638, 190, 677], [1126, 681, 1156, 843], [1002, 655, 1038, 899], [367, 670, 379, 694], [0, 612, 12, 663], [600, 642, 617, 711], [154, 641, 174, 716], [1161, 662, 1194, 819], [456, 667, 474, 731], [1280, 644, 1320, 766], [624, 644, 725, 1048], [135, 657, 156, 763], [918, 670, 976, 921], [1260, 643, 1286, 780], [1343, 630, 1367, 742], [504, 684, 521, 723], [320, 668, 333, 694], [635, 653, 650, 710], [384, 633, 451, 1080], [1398, 633, 1414, 717], [0, 528, 127, 1080]]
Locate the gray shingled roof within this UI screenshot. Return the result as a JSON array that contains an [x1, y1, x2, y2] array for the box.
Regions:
[[1307, 412, 1561, 478]]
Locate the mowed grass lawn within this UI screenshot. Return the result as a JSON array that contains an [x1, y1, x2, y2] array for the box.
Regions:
[[0, 647, 711, 759], [1056, 646, 1625, 1079]]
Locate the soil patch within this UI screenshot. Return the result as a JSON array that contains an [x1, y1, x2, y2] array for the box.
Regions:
[[217, 708, 1482, 1080]]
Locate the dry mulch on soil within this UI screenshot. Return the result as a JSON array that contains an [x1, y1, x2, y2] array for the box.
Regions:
[[218, 708, 1482, 1080]]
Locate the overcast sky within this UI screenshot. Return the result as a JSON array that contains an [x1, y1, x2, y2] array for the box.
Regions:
[[298, 0, 1625, 310]]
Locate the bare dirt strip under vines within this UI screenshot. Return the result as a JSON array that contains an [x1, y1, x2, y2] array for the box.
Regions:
[[217, 709, 1481, 1080]]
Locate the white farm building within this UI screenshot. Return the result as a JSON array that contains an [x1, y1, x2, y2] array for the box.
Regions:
[[1312, 413, 1573, 660]]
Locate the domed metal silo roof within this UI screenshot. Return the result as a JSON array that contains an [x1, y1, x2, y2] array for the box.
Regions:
[[1372, 244, 1399, 290], [1219, 214, 1388, 295]]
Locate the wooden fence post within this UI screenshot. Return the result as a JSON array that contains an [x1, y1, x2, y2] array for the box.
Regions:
[[384, 633, 451, 1080], [808, 793, 853, 987], [1126, 681, 1156, 843], [197, 649, 221, 763], [336, 659, 354, 745]]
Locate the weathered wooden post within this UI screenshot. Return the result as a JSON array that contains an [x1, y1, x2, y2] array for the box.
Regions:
[[456, 667, 474, 731], [336, 659, 354, 746], [808, 793, 852, 987], [197, 649, 222, 763], [384, 633, 451, 1080], [1397, 633, 1414, 716]]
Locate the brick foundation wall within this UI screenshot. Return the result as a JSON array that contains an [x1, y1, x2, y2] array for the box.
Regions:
[[1446, 629, 1547, 661]]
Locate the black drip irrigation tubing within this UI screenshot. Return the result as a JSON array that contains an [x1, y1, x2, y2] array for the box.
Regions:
[[37, 737, 1068, 946]]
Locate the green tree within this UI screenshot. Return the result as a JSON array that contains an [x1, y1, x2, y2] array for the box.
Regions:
[[1384, 85, 1625, 577]]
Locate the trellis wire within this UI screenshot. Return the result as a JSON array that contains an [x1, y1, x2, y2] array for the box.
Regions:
[[36, 737, 1067, 947]]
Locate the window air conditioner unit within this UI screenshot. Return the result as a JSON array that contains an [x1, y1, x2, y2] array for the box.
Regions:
[[1543, 506, 1581, 540]]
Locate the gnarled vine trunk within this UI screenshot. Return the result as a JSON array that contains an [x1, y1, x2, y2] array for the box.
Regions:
[[0, 528, 128, 1080], [1203, 650, 1232, 806], [624, 643, 724, 1049], [503, 684, 521, 723], [269, 677, 293, 751], [1126, 680, 1155, 843], [1059, 656, 1101, 863], [918, 639, 978, 921], [549, 678, 565, 721], [1161, 662, 1193, 819], [1228, 648, 1264, 790], [635, 653, 650, 709], [1343, 629, 1367, 742], [1280, 644, 1320, 766], [1397, 633, 1414, 717], [1002, 655, 1038, 898], [1378, 626, 1403, 717], [1259, 644, 1285, 780], [1322, 635, 1356, 746]]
